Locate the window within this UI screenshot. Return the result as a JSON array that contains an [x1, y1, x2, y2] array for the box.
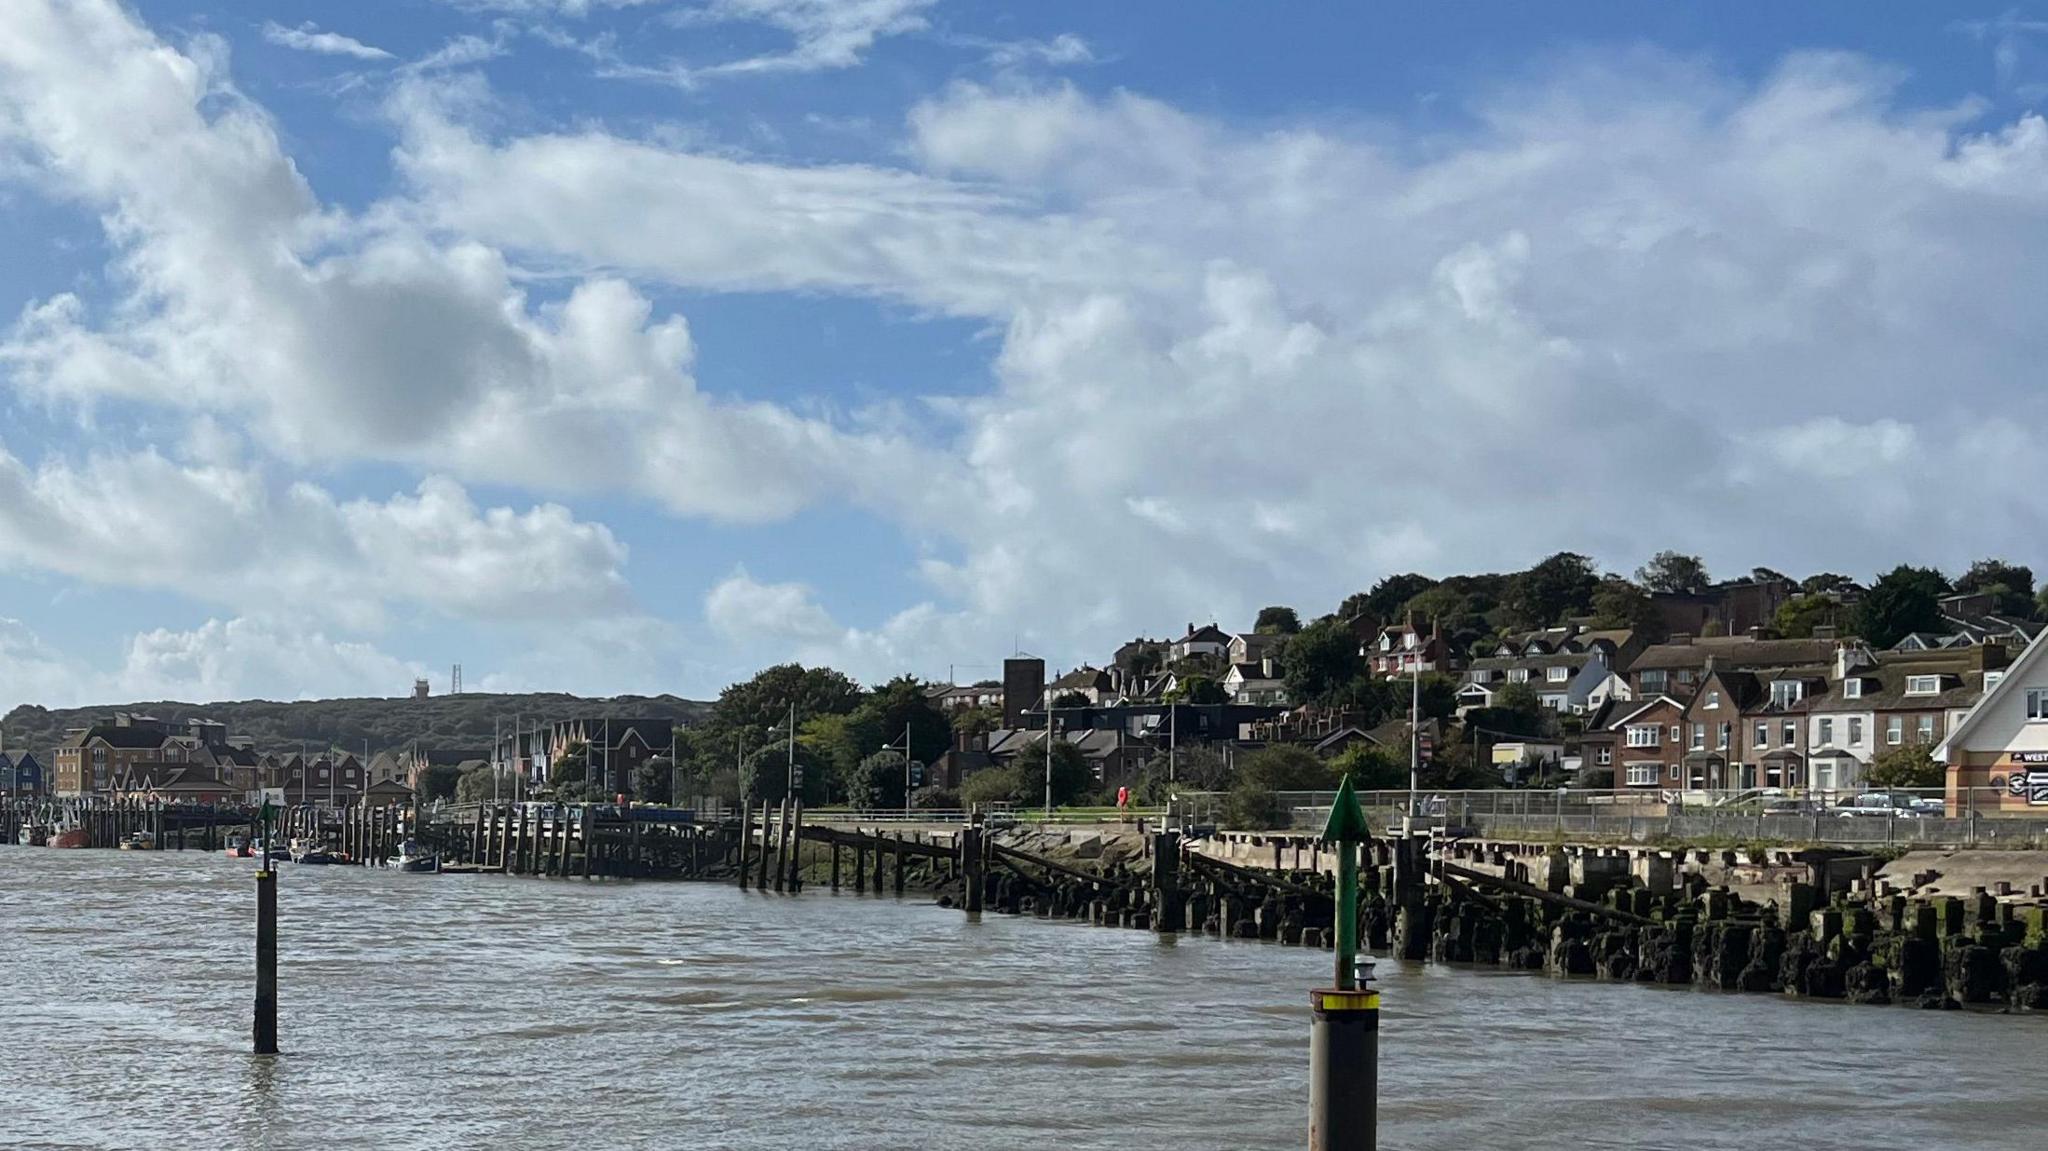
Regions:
[[1670, 725, 1682, 742], [1816, 761, 1835, 789], [1626, 763, 1658, 786], [1754, 722, 1769, 748], [1678, 669, 1697, 685], [1626, 725, 1661, 748], [1985, 671, 2006, 693], [318, 767, 330, 780], [1596, 747, 1612, 765], [1509, 668, 1530, 683], [1770, 680, 1803, 707], [1669, 762, 1682, 781], [1718, 723, 1731, 750], [1848, 718, 1864, 746], [2028, 689, 2048, 722], [1640, 670, 1669, 692], [1887, 716, 1903, 745], [1690, 723, 1706, 750], [1547, 666, 1569, 683], [1819, 718, 1835, 746], [1783, 720, 1797, 746], [1705, 690, 1721, 709], [1906, 675, 1940, 696], [1844, 679, 1863, 699], [1917, 715, 1935, 743]]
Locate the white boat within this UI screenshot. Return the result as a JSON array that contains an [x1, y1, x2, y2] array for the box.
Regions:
[[395, 838, 439, 873]]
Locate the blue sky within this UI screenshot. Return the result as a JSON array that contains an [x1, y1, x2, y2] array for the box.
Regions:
[[3, 0, 2048, 707]]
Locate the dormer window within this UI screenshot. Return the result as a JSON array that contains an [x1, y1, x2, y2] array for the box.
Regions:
[[1844, 679, 1863, 699], [1986, 671, 2007, 692], [1509, 668, 1530, 683], [1905, 675, 1940, 696], [1704, 691, 1720, 710], [1403, 633, 1418, 650], [1546, 666, 1569, 683], [1770, 680, 1803, 707]]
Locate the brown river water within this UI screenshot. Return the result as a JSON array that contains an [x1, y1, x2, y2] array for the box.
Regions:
[[1, 847, 2040, 1150]]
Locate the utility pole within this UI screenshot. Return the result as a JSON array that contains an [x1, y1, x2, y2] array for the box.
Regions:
[[786, 702, 797, 802], [493, 716, 501, 804], [1044, 706, 1055, 818], [901, 720, 914, 811]]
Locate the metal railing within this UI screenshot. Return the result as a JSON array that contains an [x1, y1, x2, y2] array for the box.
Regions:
[[1273, 787, 2048, 849]]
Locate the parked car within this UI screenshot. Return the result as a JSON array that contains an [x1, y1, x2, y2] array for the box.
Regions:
[[1833, 793, 1925, 818]]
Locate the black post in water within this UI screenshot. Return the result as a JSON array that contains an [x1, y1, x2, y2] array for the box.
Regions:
[[1309, 987, 1377, 1151], [254, 868, 278, 1054], [960, 816, 984, 915]]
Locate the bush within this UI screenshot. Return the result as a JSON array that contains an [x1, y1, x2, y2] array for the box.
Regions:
[[915, 787, 961, 811], [454, 763, 498, 804], [961, 767, 1018, 808], [1867, 744, 1943, 789]]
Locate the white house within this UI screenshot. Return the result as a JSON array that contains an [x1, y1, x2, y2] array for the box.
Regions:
[[1936, 631, 2048, 815]]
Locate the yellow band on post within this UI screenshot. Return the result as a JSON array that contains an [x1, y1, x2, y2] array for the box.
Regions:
[[1312, 990, 1380, 1011]]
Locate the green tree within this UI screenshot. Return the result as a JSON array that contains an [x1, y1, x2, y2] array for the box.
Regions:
[[1855, 565, 1951, 648], [1401, 585, 1488, 638], [1502, 552, 1599, 628], [1279, 617, 1366, 704], [1051, 690, 1091, 709], [1867, 744, 1943, 789], [1124, 646, 1164, 680], [1255, 605, 1303, 634], [951, 704, 1002, 738], [1167, 675, 1228, 705], [1750, 567, 1791, 584], [1328, 744, 1407, 789], [961, 766, 1019, 808], [1588, 577, 1663, 636], [740, 744, 827, 806], [548, 741, 590, 798], [1956, 559, 2036, 617], [800, 676, 953, 806], [980, 740, 1094, 807], [633, 756, 674, 804], [850, 749, 909, 811], [1773, 595, 1843, 639], [1237, 745, 1338, 791], [1636, 551, 1712, 594], [419, 763, 462, 802], [1358, 573, 1437, 624], [1801, 572, 1858, 596], [454, 762, 497, 804]]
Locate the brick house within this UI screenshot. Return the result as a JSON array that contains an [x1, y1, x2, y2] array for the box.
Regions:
[[53, 717, 175, 795], [1366, 618, 1451, 678], [1805, 647, 2000, 794], [1624, 635, 1844, 702], [1578, 695, 1686, 796]]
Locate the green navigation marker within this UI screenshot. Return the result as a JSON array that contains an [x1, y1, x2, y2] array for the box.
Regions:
[[1322, 774, 1369, 990]]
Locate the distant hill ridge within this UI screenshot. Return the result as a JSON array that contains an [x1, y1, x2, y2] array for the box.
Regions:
[[0, 692, 712, 761]]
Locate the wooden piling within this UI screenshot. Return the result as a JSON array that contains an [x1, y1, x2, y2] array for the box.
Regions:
[[786, 799, 805, 893], [893, 832, 907, 896], [581, 807, 595, 879], [754, 799, 773, 891], [961, 820, 984, 914], [737, 804, 753, 890], [831, 841, 842, 891]]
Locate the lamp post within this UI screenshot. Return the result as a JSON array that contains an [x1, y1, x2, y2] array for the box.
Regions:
[[882, 721, 915, 811]]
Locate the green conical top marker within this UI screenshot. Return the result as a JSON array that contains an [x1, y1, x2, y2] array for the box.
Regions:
[[1321, 773, 1369, 844]]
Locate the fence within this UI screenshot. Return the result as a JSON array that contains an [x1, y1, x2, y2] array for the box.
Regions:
[[1274, 787, 2048, 850]]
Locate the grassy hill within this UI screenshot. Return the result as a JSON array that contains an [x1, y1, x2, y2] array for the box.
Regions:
[[0, 692, 712, 761]]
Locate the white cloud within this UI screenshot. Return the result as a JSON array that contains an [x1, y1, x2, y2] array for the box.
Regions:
[[984, 33, 1095, 70], [0, 444, 632, 628], [262, 21, 394, 61], [14, 0, 2048, 694], [680, 0, 934, 78], [0, 615, 425, 707]]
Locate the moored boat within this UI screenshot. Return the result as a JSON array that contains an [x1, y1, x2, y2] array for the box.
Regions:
[[224, 833, 252, 859], [49, 821, 90, 849], [395, 838, 439, 873], [118, 831, 156, 851]]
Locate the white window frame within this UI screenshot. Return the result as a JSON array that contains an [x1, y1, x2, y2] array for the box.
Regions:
[[1754, 722, 1769, 749], [1717, 723, 1731, 751], [1783, 720, 1797, 745], [1886, 716, 1903, 745], [1690, 723, 1705, 751], [1844, 679, 1863, 699], [1508, 668, 1530, 683], [1770, 680, 1803, 707], [1626, 725, 1661, 748], [1596, 747, 1612, 766], [1625, 762, 1657, 786], [2028, 689, 2048, 722], [1547, 665, 1569, 683], [1669, 762, 1682, 781], [1905, 675, 1940, 696], [1704, 690, 1721, 709], [1670, 725, 1681, 743], [1917, 715, 1935, 743], [1848, 718, 1864, 746], [1819, 718, 1835, 746], [1985, 671, 2006, 693]]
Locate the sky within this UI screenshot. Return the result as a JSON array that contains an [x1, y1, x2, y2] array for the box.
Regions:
[[4, 1, 2048, 707]]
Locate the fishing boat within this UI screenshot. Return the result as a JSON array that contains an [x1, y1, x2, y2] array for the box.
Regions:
[[118, 831, 156, 851], [48, 817, 90, 849], [18, 823, 48, 847], [290, 837, 341, 865], [394, 838, 439, 874], [223, 833, 253, 859]]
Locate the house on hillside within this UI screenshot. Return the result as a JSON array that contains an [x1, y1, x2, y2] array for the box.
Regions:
[[1460, 625, 1642, 714], [1169, 623, 1232, 664], [535, 718, 675, 796], [54, 716, 176, 796], [1366, 618, 1452, 678], [1578, 695, 1686, 797], [1625, 634, 1846, 702], [1221, 659, 1288, 706], [0, 751, 44, 798]]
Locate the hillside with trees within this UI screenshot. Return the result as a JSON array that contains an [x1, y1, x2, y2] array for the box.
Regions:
[[0, 693, 712, 761]]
